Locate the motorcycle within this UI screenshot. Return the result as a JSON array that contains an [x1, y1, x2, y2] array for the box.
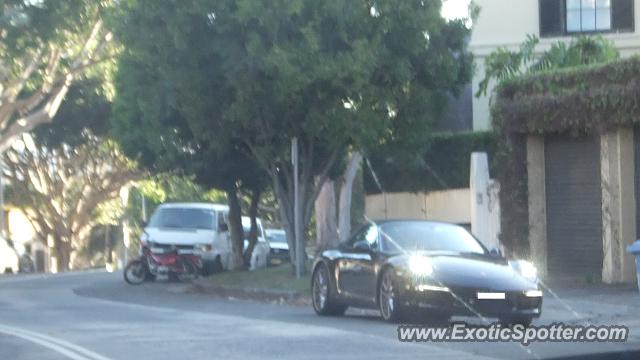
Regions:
[[124, 242, 202, 285]]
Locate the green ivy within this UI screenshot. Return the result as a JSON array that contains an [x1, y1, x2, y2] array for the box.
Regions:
[[493, 56, 640, 134]]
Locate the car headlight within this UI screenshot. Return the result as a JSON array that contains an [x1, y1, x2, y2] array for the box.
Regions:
[[510, 260, 538, 281], [408, 255, 433, 276], [196, 244, 213, 252]]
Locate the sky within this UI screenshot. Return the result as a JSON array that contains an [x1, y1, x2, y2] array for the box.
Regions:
[[441, 0, 472, 20]]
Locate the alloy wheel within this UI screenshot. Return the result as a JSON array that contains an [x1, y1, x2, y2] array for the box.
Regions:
[[379, 271, 396, 320], [312, 265, 329, 312]]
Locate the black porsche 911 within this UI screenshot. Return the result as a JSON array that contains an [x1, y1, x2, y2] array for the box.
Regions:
[[310, 220, 542, 325]]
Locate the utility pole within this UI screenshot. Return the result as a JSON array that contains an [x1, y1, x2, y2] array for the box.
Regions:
[[0, 161, 4, 239], [141, 193, 147, 222], [292, 137, 303, 278]]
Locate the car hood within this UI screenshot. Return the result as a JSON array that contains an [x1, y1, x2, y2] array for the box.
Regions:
[[392, 253, 537, 291], [269, 242, 289, 251], [144, 227, 215, 246]]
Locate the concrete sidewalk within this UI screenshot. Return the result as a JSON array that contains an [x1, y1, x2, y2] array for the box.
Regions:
[[536, 282, 640, 341]]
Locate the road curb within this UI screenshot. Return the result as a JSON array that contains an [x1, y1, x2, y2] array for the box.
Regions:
[[188, 280, 311, 306]]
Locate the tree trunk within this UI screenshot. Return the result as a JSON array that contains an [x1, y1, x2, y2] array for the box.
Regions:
[[53, 235, 71, 272], [314, 179, 338, 253], [243, 188, 262, 267], [227, 187, 246, 270], [263, 140, 343, 275], [338, 152, 362, 242], [270, 170, 297, 271], [105, 225, 113, 264]]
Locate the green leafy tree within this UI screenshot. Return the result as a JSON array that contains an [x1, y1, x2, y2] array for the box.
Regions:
[[477, 35, 619, 97], [3, 79, 142, 271], [111, 0, 472, 272], [0, 0, 116, 151], [112, 57, 269, 270]]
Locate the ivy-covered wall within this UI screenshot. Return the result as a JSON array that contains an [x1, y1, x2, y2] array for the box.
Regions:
[[493, 56, 640, 257], [494, 56, 640, 135], [364, 131, 498, 194]]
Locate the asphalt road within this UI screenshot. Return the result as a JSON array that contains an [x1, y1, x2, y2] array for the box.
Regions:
[[1, 271, 639, 360]]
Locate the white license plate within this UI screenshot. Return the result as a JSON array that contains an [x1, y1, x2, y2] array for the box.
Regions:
[[477, 292, 505, 300]]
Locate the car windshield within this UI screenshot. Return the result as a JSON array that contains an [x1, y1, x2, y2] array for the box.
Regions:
[[379, 221, 486, 254], [148, 208, 215, 230], [267, 232, 286, 243]]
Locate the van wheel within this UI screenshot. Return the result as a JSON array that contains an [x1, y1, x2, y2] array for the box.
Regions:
[[212, 256, 224, 273]]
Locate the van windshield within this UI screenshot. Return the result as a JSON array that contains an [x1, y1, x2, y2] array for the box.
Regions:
[[148, 208, 216, 230]]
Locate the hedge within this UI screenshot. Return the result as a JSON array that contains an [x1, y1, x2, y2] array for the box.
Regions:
[[493, 56, 640, 134], [364, 131, 498, 194]]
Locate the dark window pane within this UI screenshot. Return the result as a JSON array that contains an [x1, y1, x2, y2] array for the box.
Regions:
[[540, 0, 565, 36], [612, 0, 634, 31]]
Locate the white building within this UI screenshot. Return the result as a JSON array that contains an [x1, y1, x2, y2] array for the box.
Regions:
[[470, 0, 639, 130]]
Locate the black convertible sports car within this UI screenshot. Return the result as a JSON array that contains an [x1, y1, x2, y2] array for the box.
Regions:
[[311, 220, 542, 325]]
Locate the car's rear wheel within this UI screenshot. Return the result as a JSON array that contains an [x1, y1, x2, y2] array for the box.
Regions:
[[312, 263, 347, 316], [378, 268, 406, 322]]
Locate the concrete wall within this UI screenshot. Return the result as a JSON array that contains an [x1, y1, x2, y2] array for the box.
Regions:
[[527, 136, 547, 276], [365, 189, 471, 224], [470, 152, 501, 250], [600, 127, 637, 283], [469, 0, 640, 130]]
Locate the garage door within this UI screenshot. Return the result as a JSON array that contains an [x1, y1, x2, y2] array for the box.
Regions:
[[545, 134, 602, 279]]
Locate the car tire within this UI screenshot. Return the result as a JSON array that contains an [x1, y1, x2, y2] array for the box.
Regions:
[[378, 268, 406, 323], [312, 263, 347, 316], [500, 316, 533, 327]]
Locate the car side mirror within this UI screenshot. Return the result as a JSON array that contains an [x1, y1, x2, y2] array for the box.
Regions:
[[219, 223, 229, 232], [353, 240, 371, 252], [489, 248, 502, 258]]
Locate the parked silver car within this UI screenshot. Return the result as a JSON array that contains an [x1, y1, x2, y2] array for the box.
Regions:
[[265, 229, 289, 265]]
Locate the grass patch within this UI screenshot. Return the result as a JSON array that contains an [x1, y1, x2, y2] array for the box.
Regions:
[[205, 264, 311, 293]]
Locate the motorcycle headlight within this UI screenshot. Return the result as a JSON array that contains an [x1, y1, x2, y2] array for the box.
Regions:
[[140, 233, 150, 246], [408, 255, 433, 276], [510, 260, 538, 281]]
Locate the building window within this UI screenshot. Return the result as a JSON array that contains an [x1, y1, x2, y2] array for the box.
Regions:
[[540, 0, 634, 37], [566, 0, 611, 32]]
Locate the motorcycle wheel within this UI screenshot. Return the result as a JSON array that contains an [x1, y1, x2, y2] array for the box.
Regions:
[[124, 260, 148, 285], [176, 259, 198, 282]]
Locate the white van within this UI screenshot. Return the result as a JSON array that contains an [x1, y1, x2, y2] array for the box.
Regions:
[[142, 203, 231, 274]]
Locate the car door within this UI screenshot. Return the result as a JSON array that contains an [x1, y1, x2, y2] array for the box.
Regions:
[[336, 224, 379, 302]]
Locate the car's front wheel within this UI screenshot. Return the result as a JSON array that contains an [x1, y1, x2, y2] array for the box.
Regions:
[[500, 316, 533, 327], [312, 263, 347, 316], [378, 268, 406, 322]]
